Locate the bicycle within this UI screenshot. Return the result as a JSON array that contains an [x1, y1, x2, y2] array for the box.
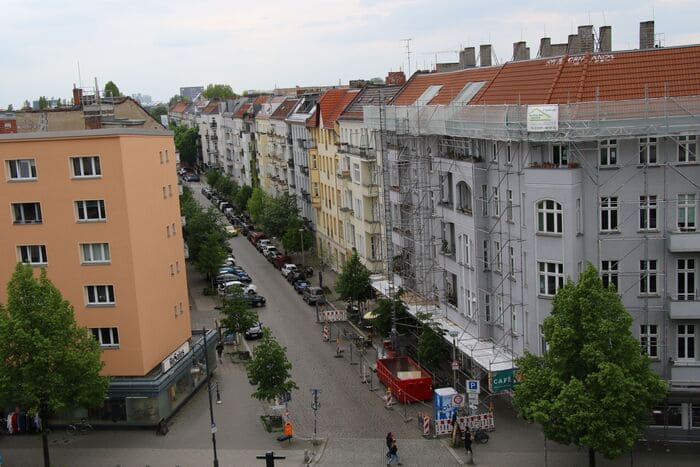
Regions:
[[66, 418, 93, 436]]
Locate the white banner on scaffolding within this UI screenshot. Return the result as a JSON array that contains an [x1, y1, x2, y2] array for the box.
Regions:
[[527, 104, 559, 132]]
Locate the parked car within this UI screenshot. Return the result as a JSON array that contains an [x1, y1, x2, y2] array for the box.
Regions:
[[218, 281, 257, 296], [243, 294, 267, 307], [183, 173, 200, 182], [221, 255, 236, 267], [281, 264, 298, 278], [273, 255, 292, 269], [244, 322, 264, 340], [218, 201, 232, 212], [201, 187, 213, 198], [293, 278, 311, 294], [214, 273, 239, 287], [248, 231, 265, 245], [262, 246, 278, 258], [257, 239, 272, 252], [231, 270, 252, 283], [303, 287, 326, 305], [287, 271, 306, 285], [224, 225, 239, 237], [267, 251, 281, 264]]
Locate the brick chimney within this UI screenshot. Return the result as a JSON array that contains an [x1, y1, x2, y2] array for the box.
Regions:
[[578, 25, 594, 53], [479, 44, 492, 67], [568, 34, 581, 54], [512, 41, 529, 61], [386, 71, 406, 86], [598, 26, 612, 52], [539, 37, 552, 58], [459, 47, 476, 68], [640, 20, 655, 49], [72, 86, 83, 106]]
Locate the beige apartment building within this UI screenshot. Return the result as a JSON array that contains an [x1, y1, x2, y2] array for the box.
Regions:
[[0, 128, 209, 425]]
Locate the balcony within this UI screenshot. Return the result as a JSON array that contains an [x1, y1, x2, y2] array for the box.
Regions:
[[669, 299, 700, 319], [287, 159, 294, 168], [668, 231, 700, 253], [437, 150, 482, 163], [336, 170, 351, 180], [300, 166, 309, 175]]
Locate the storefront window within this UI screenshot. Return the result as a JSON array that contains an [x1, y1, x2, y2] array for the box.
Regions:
[[651, 405, 682, 427], [168, 372, 193, 412], [126, 396, 160, 424], [88, 397, 126, 422], [692, 406, 700, 428]]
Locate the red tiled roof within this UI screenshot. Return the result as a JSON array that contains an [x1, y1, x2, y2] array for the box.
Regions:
[[270, 98, 299, 120], [308, 89, 359, 129], [202, 101, 220, 115], [254, 95, 270, 105], [169, 101, 188, 113], [233, 103, 251, 119], [392, 67, 500, 105], [339, 86, 402, 121]]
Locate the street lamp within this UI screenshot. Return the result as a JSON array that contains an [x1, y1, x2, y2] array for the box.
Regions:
[[299, 228, 305, 268], [449, 330, 459, 390]]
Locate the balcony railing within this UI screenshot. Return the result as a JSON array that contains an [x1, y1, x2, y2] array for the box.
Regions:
[[336, 170, 351, 179]]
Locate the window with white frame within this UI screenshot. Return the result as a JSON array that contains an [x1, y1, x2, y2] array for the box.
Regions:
[[640, 260, 658, 295], [18, 245, 47, 265], [484, 293, 491, 322], [462, 234, 470, 266], [540, 324, 548, 354], [511, 308, 517, 334], [76, 200, 106, 221], [576, 198, 582, 234], [492, 187, 499, 216], [91, 327, 119, 347], [85, 285, 115, 305], [552, 145, 568, 166], [640, 324, 658, 358], [677, 258, 695, 301], [600, 197, 618, 231], [677, 324, 695, 360], [494, 241, 502, 272], [354, 198, 363, 220], [6, 159, 37, 180], [678, 194, 696, 231], [601, 260, 619, 289], [70, 156, 101, 178], [678, 135, 697, 163], [482, 240, 489, 270], [465, 289, 474, 318], [639, 137, 657, 164], [537, 199, 562, 233], [457, 182, 472, 214], [491, 142, 498, 162], [81, 243, 110, 264], [506, 144, 512, 164], [509, 246, 515, 276], [639, 195, 658, 230], [496, 295, 504, 325], [599, 139, 617, 166], [481, 185, 488, 216], [12, 202, 42, 224], [538, 262, 564, 296], [353, 163, 360, 183], [507, 190, 513, 222], [370, 235, 379, 260]]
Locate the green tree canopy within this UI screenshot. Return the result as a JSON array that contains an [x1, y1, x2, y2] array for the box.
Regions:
[[220, 287, 259, 339], [206, 169, 222, 189], [169, 94, 191, 106], [104, 81, 121, 97], [417, 323, 450, 375], [202, 84, 235, 100], [260, 193, 298, 238], [247, 187, 268, 224], [372, 290, 410, 338], [174, 126, 199, 167], [246, 329, 298, 403], [0, 264, 109, 467], [335, 250, 373, 307], [38, 96, 48, 109], [281, 218, 313, 254], [214, 176, 239, 203], [7, 104, 13, 111], [235, 185, 253, 212], [22, 100, 31, 110], [513, 264, 666, 466], [194, 231, 228, 286], [149, 103, 168, 120]]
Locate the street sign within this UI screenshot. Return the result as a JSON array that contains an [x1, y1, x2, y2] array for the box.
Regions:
[[451, 393, 465, 407], [490, 368, 517, 393], [451, 360, 459, 370], [210, 423, 218, 434], [467, 380, 480, 394], [468, 393, 479, 404]]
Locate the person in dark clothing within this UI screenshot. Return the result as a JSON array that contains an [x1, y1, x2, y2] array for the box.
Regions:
[[216, 341, 224, 363], [464, 429, 473, 454], [387, 439, 402, 465], [386, 432, 394, 451]]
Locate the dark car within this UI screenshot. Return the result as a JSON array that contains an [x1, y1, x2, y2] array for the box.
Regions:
[[243, 294, 266, 307], [201, 187, 213, 198], [293, 279, 311, 294], [287, 271, 306, 285], [303, 287, 326, 305], [232, 270, 252, 284], [244, 322, 264, 340], [184, 173, 200, 182]]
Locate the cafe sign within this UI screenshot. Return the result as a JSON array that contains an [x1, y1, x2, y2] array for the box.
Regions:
[[161, 341, 191, 373], [490, 368, 518, 393]]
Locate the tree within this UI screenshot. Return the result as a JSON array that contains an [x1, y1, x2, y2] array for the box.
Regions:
[[22, 100, 31, 110], [183, 205, 225, 261], [513, 264, 666, 467], [206, 169, 222, 189], [214, 177, 238, 203], [194, 231, 228, 286], [247, 187, 268, 224], [235, 185, 253, 212], [202, 84, 235, 100], [169, 94, 191, 106], [7, 104, 13, 111], [38, 96, 48, 109], [220, 287, 259, 343], [260, 193, 298, 238], [246, 329, 298, 403], [149, 103, 168, 120], [372, 290, 409, 338], [417, 323, 450, 375], [281, 217, 313, 254], [104, 81, 121, 97], [0, 264, 109, 467], [335, 250, 373, 314], [174, 126, 199, 167]]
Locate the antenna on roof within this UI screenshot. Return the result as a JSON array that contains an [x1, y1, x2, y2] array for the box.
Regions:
[[77, 61, 82, 90], [401, 38, 413, 77]]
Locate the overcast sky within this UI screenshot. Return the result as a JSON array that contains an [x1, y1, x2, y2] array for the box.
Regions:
[[2, 0, 699, 108]]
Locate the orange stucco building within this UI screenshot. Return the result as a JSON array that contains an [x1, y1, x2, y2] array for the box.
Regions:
[[0, 128, 191, 377]]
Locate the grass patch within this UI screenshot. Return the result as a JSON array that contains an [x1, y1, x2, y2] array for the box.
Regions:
[[260, 415, 284, 433]]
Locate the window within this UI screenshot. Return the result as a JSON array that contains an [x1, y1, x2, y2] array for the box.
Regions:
[[166, 225, 171, 237], [599, 139, 617, 166], [492, 187, 499, 216], [576, 198, 582, 234], [678, 194, 696, 231], [482, 240, 489, 270], [552, 145, 568, 166], [496, 295, 504, 326], [677, 324, 695, 360], [678, 135, 697, 163], [70, 156, 101, 177], [601, 260, 619, 289], [640, 324, 658, 358], [86, 285, 115, 305], [91, 327, 119, 347], [506, 144, 512, 164], [600, 197, 618, 231], [462, 234, 470, 265], [165, 150, 169, 162], [639, 195, 658, 230], [639, 138, 657, 164], [538, 262, 564, 296], [76, 200, 106, 221], [465, 289, 474, 318], [168, 184, 172, 197], [6, 159, 37, 180], [484, 293, 491, 322], [481, 185, 488, 216], [507, 190, 513, 222], [370, 236, 379, 260], [677, 258, 695, 301], [640, 260, 658, 295], [446, 273, 457, 306], [12, 202, 42, 224], [159, 151, 164, 164], [18, 245, 47, 265], [491, 143, 498, 162], [537, 199, 563, 233], [509, 246, 515, 276], [81, 243, 110, 264], [494, 241, 502, 272], [162, 186, 167, 199], [353, 163, 360, 183], [457, 182, 472, 214], [540, 324, 547, 354]]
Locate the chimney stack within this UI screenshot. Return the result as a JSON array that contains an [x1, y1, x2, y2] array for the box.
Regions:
[[539, 37, 552, 57], [598, 26, 612, 52], [640, 20, 655, 49], [578, 25, 594, 53], [385, 71, 406, 86], [480, 44, 492, 67], [513, 41, 530, 61], [72, 86, 83, 106], [568, 34, 581, 54], [459, 47, 476, 68]]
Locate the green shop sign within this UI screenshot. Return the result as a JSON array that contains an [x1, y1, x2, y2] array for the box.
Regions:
[[490, 368, 518, 393]]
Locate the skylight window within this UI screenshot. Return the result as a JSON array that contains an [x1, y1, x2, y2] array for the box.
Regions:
[[453, 81, 486, 104], [416, 85, 443, 105]]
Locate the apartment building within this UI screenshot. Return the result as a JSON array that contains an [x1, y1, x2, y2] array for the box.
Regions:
[[364, 23, 700, 437], [269, 98, 300, 197], [198, 100, 224, 169], [0, 129, 216, 426], [307, 88, 359, 270], [288, 94, 320, 228], [255, 96, 282, 194]]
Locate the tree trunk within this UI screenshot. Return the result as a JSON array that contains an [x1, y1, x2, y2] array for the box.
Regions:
[[588, 447, 595, 467], [41, 412, 51, 467]]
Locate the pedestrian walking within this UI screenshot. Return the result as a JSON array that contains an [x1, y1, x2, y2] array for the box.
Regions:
[[387, 439, 402, 465], [464, 429, 474, 465], [216, 340, 224, 363], [385, 432, 394, 451]]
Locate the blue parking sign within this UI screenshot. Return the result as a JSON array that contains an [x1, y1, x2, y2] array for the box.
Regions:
[[467, 380, 480, 394]]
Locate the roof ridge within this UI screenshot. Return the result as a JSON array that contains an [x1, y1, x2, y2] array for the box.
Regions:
[[575, 53, 593, 102], [545, 54, 568, 104]]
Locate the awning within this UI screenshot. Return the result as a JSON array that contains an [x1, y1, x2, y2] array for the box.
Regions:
[[370, 275, 515, 373]]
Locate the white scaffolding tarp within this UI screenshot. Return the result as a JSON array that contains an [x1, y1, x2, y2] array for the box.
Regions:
[[371, 276, 515, 373]]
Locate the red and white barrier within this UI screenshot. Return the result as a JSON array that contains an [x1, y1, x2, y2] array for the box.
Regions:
[[434, 413, 495, 436], [422, 414, 431, 437], [322, 325, 330, 342], [319, 309, 347, 322]]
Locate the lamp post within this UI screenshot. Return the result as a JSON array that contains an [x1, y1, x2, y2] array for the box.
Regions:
[[449, 330, 459, 390], [201, 327, 220, 467], [299, 228, 305, 268]]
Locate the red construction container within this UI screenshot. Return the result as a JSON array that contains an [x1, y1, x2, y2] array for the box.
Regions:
[[376, 356, 433, 403]]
